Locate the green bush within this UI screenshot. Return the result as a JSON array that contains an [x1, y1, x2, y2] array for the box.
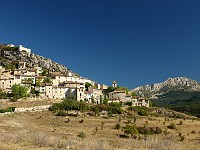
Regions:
[[167, 123, 176, 129], [115, 123, 121, 129], [11, 84, 28, 100], [107, 111, 113, 117], [108, 106, 123, 114], [137, 127, 162, 135], [77, 131, 86, 140], [137, 127, 153, 135], [49, 99, 89, 112], [127, 106, 149, 116], [124, 101, 132, 106], [124, 124, 139, 138], [55, 111, 68, 117], [0, 107, 15, 113], [138, 109, 149, 116]]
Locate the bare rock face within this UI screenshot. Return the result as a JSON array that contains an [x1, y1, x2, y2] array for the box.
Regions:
[[132, 77, 200, 98]]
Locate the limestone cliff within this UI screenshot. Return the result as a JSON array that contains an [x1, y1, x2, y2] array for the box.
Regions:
[[132, 77, 200, 99]]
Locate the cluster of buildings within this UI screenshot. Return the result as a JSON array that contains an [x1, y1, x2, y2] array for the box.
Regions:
[[0, 44, 149, 107]]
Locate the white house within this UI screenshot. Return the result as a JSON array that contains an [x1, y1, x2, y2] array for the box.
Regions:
[[18, 45, 31, 56]]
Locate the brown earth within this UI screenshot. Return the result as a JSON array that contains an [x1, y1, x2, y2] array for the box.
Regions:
[[0, 99, 200, 150]]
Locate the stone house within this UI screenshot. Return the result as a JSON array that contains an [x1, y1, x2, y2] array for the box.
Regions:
[[108, 90, 126, 103]]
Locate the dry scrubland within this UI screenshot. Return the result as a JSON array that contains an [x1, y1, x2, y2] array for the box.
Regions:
[[0, 100, 200, 150]]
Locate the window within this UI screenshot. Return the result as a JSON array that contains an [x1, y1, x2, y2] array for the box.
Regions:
[[15, 76, 20, 79]]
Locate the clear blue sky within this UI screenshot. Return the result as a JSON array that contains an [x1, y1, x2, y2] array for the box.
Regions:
[[0, 0, 200, 89]]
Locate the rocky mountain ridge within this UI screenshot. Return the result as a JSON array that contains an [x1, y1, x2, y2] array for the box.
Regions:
[[132, 77, 200, 99]]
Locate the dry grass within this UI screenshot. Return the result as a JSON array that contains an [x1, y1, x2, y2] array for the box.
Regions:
[[0, 100, 200, 149], [0, 98, 62, 109]]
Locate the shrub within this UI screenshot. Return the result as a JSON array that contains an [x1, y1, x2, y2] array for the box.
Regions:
[[11, 84, 28, 100], [109, 102, 122, 107], [0, 107, 15, 113], [108, 106, 123, 114], [77, 132, 86, 140], [191, 130, 196, 134], [107, 111, 113, 117], [49, 99, 89, 112], [124, 101, 132, 106], [55, 111, 68, 117], [79, 119, 84, 123], [155, 127, 162, 134], [128, 106, 149, 116], [137, 127, 162, 135], [178, 121, 183, 125], [138, 109, 149, 116], [180, 135, 185, 141], [124, 124, 139, 138], [115, 123, 121, 129], [167, 123, 176, 129]]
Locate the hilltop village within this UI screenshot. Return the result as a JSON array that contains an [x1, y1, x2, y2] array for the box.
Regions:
[[0, 44, 149, 107]]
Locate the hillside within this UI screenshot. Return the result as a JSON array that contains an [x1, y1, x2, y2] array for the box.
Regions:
[[132, 77, 200, 117], [0, 44, 77, 76], [0, 99, 200, 150], [152, 90, 200, 117]]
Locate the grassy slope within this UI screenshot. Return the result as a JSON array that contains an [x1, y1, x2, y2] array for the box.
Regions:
[[0, 110, 200, 150], [152, 90, 200, 117]]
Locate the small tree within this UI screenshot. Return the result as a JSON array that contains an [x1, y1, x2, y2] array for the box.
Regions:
[[124, 124, 138, 138], [100, 95, 103, 104], [103, 99, 108, 105], [131, 92, 137, 97], [11, 84, 28, 101], [85, 82, 92, 91]]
